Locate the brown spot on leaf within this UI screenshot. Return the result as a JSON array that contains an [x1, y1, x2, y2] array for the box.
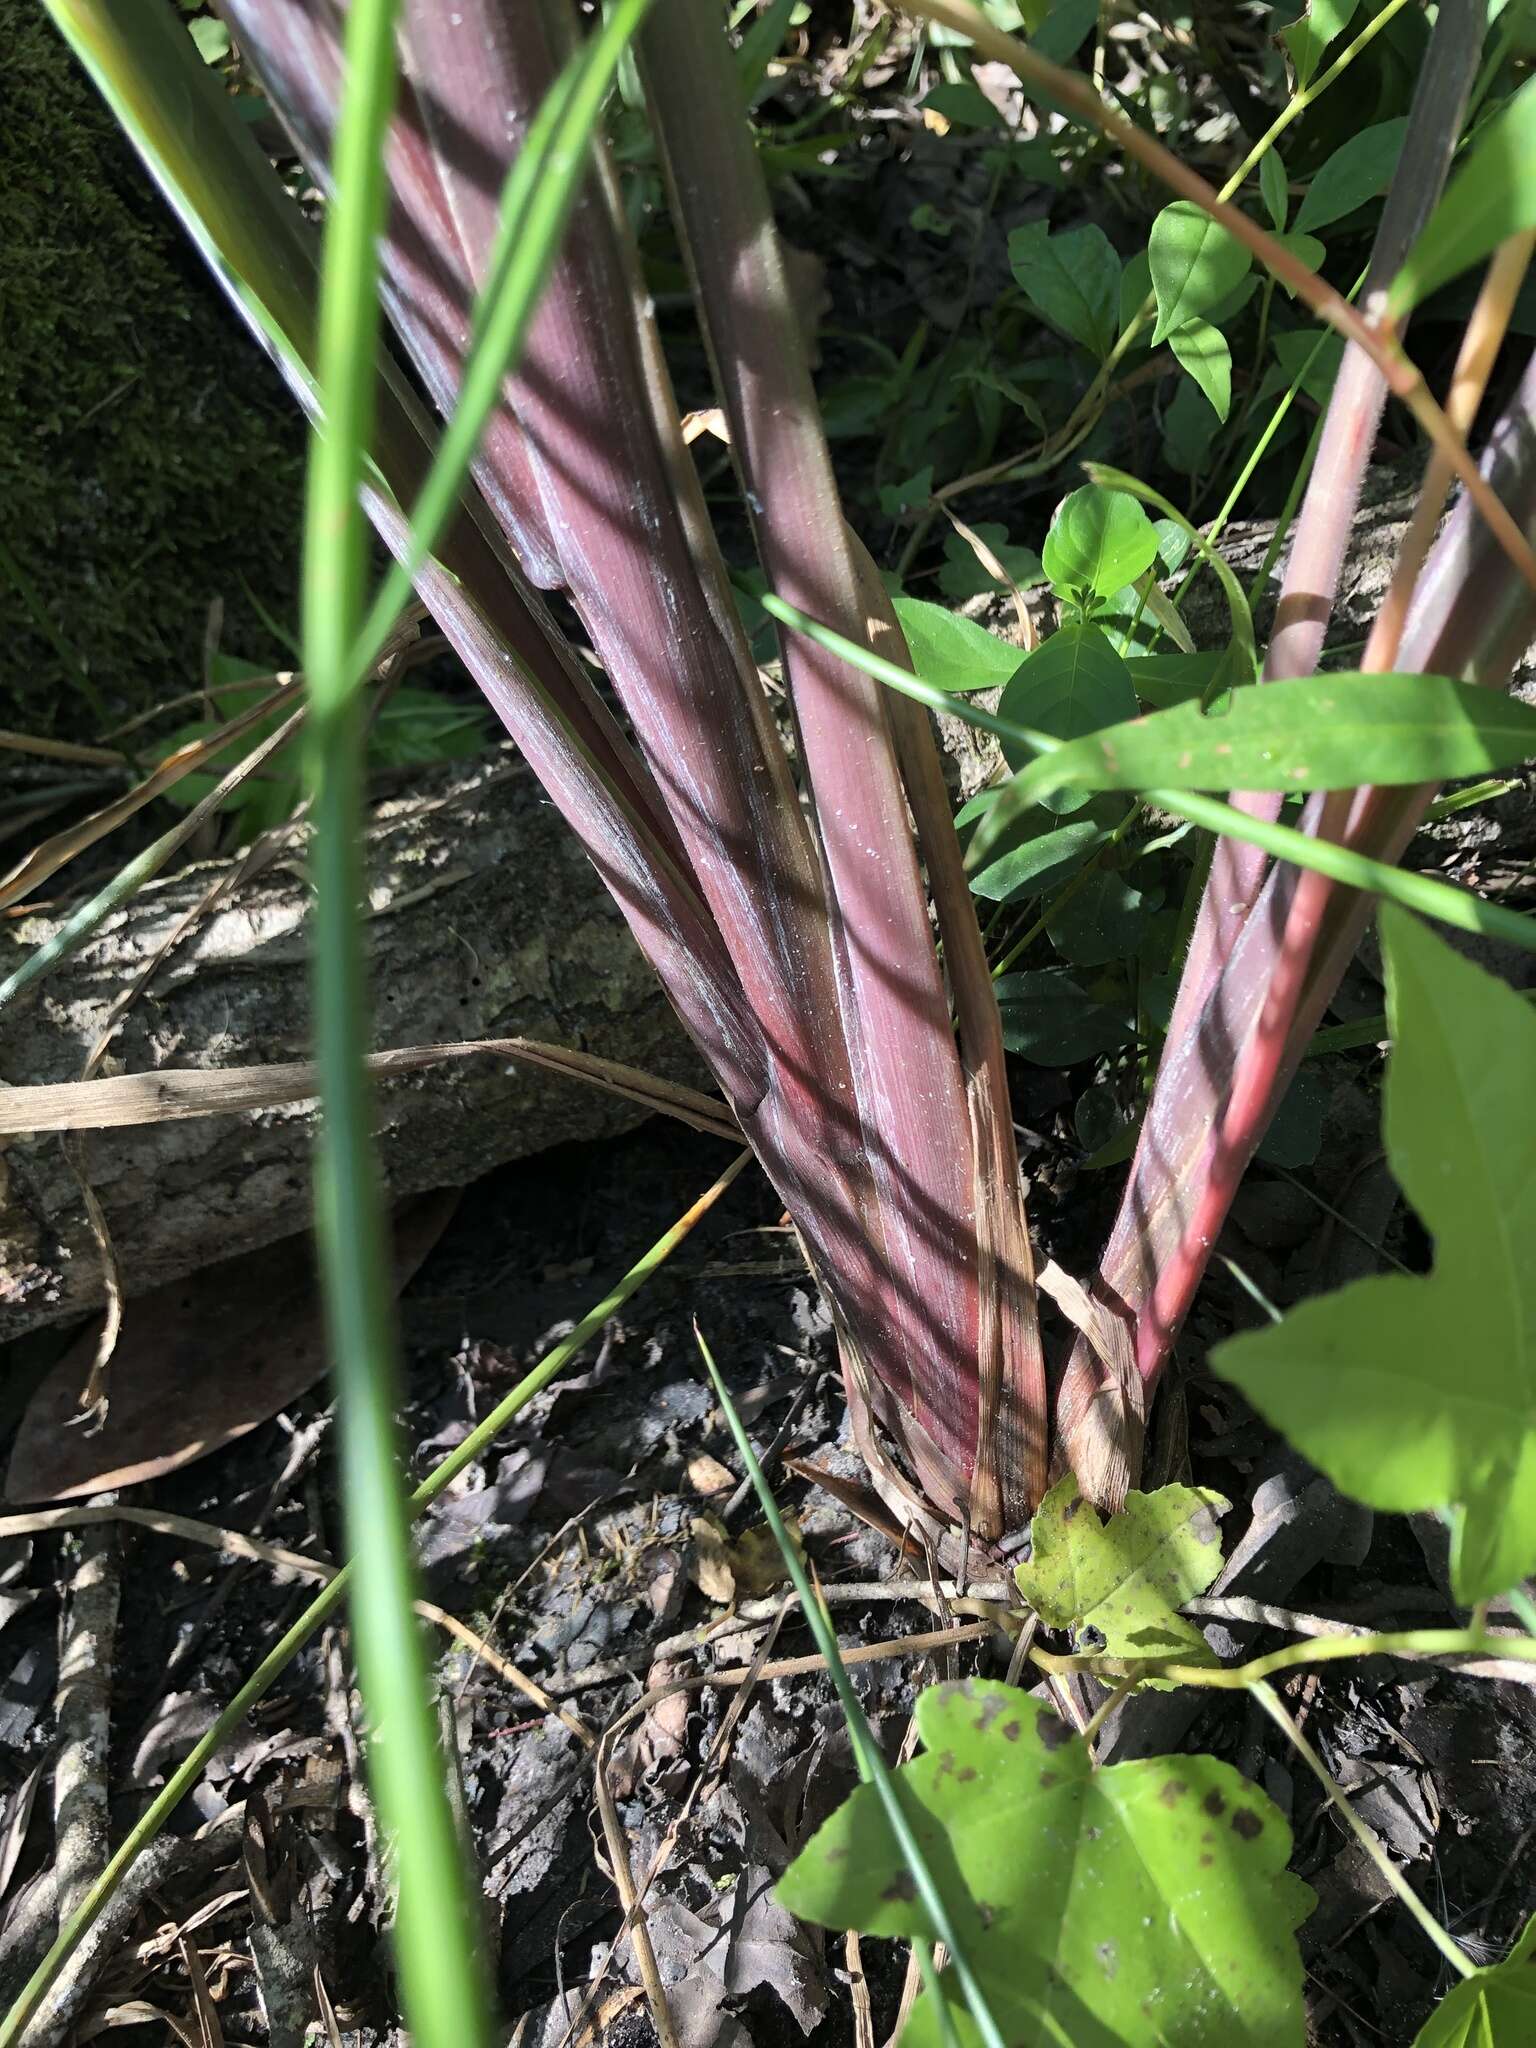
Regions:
[[1202, 1789, 1227, 1818], [1231, 1809, 1262, 1841], [958, 1766, 978, 1783], [1002, 1720, 1022, 1742], [973, 1691, 1010, 1733], [1037, 1712, 1071, 1751], [882, 1872, 917, 1904], [1039, 1770, 1059, 1789], [1159, 1779, 1189, 1807], [1061, 1494, 1085, 1520], [1199, 1854, 1214, 1867]]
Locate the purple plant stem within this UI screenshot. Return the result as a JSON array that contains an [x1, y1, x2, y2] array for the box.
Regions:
[[1162, 0, 1481, 1061]]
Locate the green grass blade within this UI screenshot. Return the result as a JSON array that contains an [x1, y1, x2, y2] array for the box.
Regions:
[[760, 594, 1536, 959], [303, 1, 493, 2042], [0, 1154, 746, 2048], [695, 1330, 1017, 2048]]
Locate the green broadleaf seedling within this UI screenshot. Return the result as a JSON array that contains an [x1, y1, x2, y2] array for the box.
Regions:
[[1148, 201, 1253, 344], [1007, 219, 1122, 359], [1041, 485, 1162, 604], [778, 1678, 1313, 2047], [1168, 316, 1232, 421], [893, 596, 1028, 692], [1280, 0, 1360, 89], [1215, 907, 1536, 1605], [998, 623, 1140, 816], [1015, 1475, 1228, 1677]]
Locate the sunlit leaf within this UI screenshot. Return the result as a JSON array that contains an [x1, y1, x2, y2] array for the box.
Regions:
[[1168, 316, 1232, 421], [1015, 1475, 1228, 1667], [1259, 148, 1289, 231], [1041, 488, 1162, 602], [1293, 119, 1406, 234], [1391, 77, 1536, 315], [966, 806, 1113, 902], [1010, 673, 1536, 805], [892, 597, 1025, 691], [1148, 202, 1252, 344], [1214, 909, 1536, 1604], [1280, 0, 1359, 87], [777, 1678, 1312, 2048]]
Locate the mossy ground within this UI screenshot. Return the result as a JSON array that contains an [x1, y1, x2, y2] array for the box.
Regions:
[[2, 4, 305, 737]]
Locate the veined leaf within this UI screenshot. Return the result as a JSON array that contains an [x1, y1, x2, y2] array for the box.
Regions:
[[1169, 316, 1232, 421], [1081, 463, 1257, 700], [995, 968, 1130, 1063], [1391, 77, 1536, 316], [1042, 487, 1162, 603], [1015, 1476, 1228, 1671], [999, 623, 1140, 815], [1410, 1912, 1536, 2045], [1214, 909, 1536, 1604], [1148, 202, 1252, 345], [967, 808, 1113, 902], [1293, 119, 1406, 234], [1010, 673, 1536, 805], [892, 597, 1026, 691], [1259, 148, 1289, 231], [1008, 220, 1122, 359], [777, 1679, 1312, 2048]]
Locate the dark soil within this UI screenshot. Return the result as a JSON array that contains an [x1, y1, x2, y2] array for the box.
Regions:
[[3, 1112, 1535, 2048]]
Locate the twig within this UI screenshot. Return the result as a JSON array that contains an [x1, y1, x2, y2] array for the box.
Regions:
[[52, 1507, 122, 1928]]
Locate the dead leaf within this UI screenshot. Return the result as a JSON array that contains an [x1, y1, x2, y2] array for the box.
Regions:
[[730, 1520, 801, 1598], [687, 1455, 735, 1498], [2, 1193, 456, 1503], [689, 1516, 736, 1605]]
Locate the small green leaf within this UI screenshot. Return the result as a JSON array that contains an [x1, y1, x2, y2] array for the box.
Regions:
[[892, 598, 1025, 692], [1293, 119, 1407, 234], [1012, 673, 1536, 806], [998, 624, 1141, 816], [777, 1679, 1311, 2048], [1015, 1475, 1229, 1666], [1259, 149, 1289, 231], [1391, 77, 1536, 316], [188, 14, 231, 61], [1214, 908, 1536, 1604], [1050, 869, 1151, 967], [1168, 317, 1232, 420], [1042, 487, 1162, 602], [1148, 202, 1252, 344], [910, 201, 955, 238], [1410, 1912, 1536, 2045], [1008, 220, 1122, 359], [995, 968, 1130, 1063], [1280, 0, 1359, 87], [1270, 231, 1325, 294], [967, 810, 1112, 903], [1259, 327, 1344, 407], [921, 80, 1006, 129]]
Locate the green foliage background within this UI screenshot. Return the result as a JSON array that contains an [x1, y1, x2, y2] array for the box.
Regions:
[[1, 4, 304, 732]]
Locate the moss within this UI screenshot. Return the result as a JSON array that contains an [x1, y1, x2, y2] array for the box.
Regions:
[[0, 4, 305, 735]]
